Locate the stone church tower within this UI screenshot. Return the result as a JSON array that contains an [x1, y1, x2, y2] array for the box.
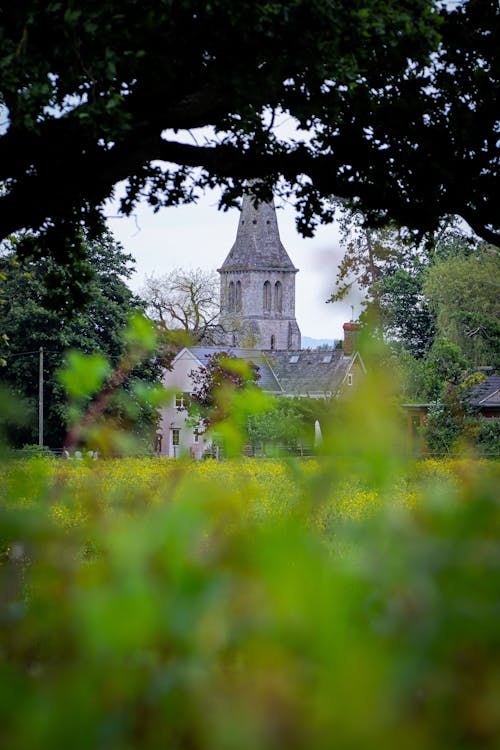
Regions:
[[218, 191, 301, 350]]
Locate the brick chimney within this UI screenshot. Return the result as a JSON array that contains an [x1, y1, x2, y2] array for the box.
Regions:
[[343, 322, 360, 356]]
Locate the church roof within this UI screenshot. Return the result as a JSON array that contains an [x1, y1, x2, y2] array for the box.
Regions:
[[219, 192, 297, 272]]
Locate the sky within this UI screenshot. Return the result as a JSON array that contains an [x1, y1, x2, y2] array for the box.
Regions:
[[106, 186, 362, 342]]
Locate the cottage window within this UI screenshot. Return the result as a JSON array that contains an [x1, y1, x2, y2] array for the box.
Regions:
[[347, 374, 353, 386], [193, 429, 200, 444], [175, 392, 188, 408], [171, 428, 180, 446], [263, 281, 271, 312]]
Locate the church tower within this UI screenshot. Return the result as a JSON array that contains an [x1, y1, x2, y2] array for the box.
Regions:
[[218, 191, 301, 350]]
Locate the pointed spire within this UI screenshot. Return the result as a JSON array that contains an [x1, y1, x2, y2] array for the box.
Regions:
[[220, 190, 297, 272]]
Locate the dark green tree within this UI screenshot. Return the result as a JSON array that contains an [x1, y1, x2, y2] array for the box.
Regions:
[[0, 0, 498, 296], [0, 232, 163, 448]]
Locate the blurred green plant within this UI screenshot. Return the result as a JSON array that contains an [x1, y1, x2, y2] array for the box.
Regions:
[[59, 313, 169, 456], [0, 329, 499, 749]]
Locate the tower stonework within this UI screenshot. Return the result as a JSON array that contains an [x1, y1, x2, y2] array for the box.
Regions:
[[218, 192, 301, 350]]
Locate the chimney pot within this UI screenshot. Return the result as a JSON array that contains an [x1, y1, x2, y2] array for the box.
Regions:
[[343, 322, 360, 356]]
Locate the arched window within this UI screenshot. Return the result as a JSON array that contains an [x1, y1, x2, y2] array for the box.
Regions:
[[270, 335, 276, 350], [274, 281, 282, 312], [235, 280, 242, 311], [263, 281, 271, 312], [228, 281, 235, 311]]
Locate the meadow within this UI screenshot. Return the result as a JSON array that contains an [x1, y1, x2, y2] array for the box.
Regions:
[[1, 453, 499, 749]]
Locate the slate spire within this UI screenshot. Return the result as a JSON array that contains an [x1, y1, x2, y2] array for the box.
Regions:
[[220, 191, 297, 272]]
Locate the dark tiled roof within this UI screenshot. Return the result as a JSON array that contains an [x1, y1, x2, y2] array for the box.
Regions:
[[187, 347, 282, 393], [183, 347, 355, 396], [264, 349, 353, 395], [469, 372, 500, 407], [219, 192, 297, 272]]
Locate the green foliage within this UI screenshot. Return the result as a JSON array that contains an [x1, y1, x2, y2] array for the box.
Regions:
[[246, 396, 339, 455], [330, 215, 494, 364], [58, 313, 168, 456], [247, 398, 308, 452], [0, 452, 499, 747], [422, 339, 468, 401], [0, 0, 498, 279], [0, 233, 164, 448], [423, 400, 463, 455], [477, 419, 500, 458], [59, 351, 111, 401], [187, 352, 261, 432], [423, 251, 500, 367]]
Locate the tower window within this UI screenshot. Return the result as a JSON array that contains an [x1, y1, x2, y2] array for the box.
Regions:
[[270, 335, 276, 350], [274, 281, 282, 312], [235, 280, 242, 311], [228, 281, 235, 311], [263, 281, 271, 312]]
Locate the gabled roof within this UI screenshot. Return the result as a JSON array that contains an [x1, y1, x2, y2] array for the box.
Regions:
[[265, 349, 357, 396], [219, 192, 297, 273], [171, 346, 360, 397], [182, 346, 283, 393]]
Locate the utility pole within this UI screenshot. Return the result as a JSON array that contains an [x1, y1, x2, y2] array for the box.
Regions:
[[38, 346, 44, 447]]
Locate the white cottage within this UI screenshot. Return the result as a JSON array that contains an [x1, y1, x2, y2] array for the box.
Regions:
[[158, 340, 365, 457]]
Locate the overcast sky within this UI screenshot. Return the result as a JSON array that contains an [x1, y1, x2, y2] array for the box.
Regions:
[[106, 186, 362, 341]]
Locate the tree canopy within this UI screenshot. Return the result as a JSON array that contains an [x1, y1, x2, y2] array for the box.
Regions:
[[423, 252, 500, 367], [0, 232, 163, 448], [1, 0, 498, 281]]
